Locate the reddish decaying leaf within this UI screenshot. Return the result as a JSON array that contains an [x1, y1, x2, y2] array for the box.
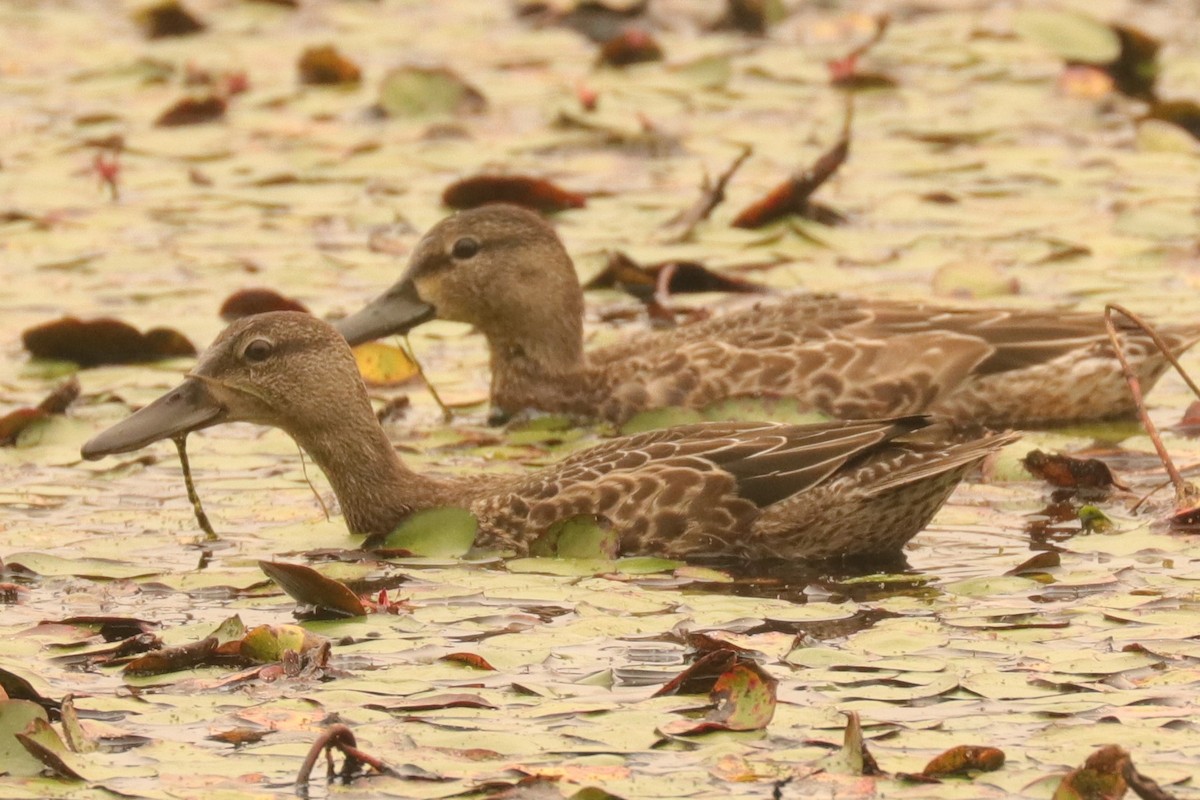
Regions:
[[439, 652, 495, 671], [652, 649, 737, 697], [597, 29, 663, 67], [1053, 744, 1129, 800], [155, 95, 227, 127], [1022, 450, 1127, 491], [135, 0, 204, 38], [442, 176, 586, 214], [922, 745, 1006, 777], [219, 289, 309, 321], [1170, 400, 1200, 437], [731, 135, 849, 229], [258, 561, 366, 618], [661, 661, 777, 735], [585, 251, 770, 298], [370, 693, 497, 713], [124, 636, 219, 676], [298, 45, 362, 86], [22, 318, 196, 367]]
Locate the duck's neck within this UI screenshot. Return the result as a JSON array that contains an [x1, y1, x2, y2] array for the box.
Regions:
[[487, 319, 596, 418], [289, 414, 456, 537]]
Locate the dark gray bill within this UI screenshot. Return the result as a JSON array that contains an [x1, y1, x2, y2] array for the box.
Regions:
[[334, 278, 435, 346], [81, 377, 225, 460]]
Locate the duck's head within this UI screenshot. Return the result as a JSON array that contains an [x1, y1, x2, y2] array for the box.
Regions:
[[82, 312, 367, 460], [335, 204, 584, 357]]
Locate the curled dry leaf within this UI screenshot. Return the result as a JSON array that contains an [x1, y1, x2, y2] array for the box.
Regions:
[[22, 317, 196, 367], [922, 744, 1006, 777], [660, 661, 777, 735], [219, 288, 309, 321], [1022, 450, 1127, 491], [0, 376, 80, 446], [442, 175, 586, 214], [258, 561, 366, 619], [124, 636, 219, 676], [1052, 744, 1129, 800], [135, 0, 205, 38], [597, 28, 663, 67], [585, 251, 770, 298], [652, 648, 738, 697], [155, 95, 227, 127], [298, 45, 362, 86], [439, 652, 496, 670], [731, 133, 849, 228]]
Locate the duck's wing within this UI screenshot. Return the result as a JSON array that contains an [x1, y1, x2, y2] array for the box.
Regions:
[[594, 331, 994, 422], [860, 303, 1200, 375], [473, 416, 986, 558]]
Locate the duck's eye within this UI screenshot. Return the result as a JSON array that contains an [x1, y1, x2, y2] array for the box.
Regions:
[[451, 236, 480, 260], [243, 339, 273, 363]]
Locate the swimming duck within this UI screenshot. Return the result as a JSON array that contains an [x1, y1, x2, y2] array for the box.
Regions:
[[334, 204, 1200, 427], [81, 312, 1015, 562]]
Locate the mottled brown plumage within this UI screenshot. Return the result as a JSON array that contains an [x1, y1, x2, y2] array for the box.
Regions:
[[335, 205, 1200, 427], [81, 313, 1015, 562]]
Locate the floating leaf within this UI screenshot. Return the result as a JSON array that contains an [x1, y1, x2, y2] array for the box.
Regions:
[[240, 624, 327, 664], [732, 133, 848, 228], [370, 693, 497, 712], [23, 318, 195, 367], [0, 376, 79, 446], [922, 745, 1005, 777], [1053, 744, 1129, 800], [531, 514, 619, 559], [442, 175, 586, 213], [439, 652, 495, 671], [932, 261, 1019, 299], [353, 342, 419, 387], [219, 289, 309, 321], [298, 44, 362, 86], [660, 662, 777, 735], [1146, 100, 1200, 141], [378, 66, 486, 118], [1012, 9, 1121, 64], [585, 251, 770, 299], [259, 561, 366, 618], [596, 29, 662, 67], [155, 94, 227, 127], [15, 719, 86, 781], [652, 649, 738, 697], [135, 0, 204, 38], [124, 636, 218, 676], [1023, 450, 1126, 491], [365, 507, 478, 556], [0, 700, 50, 777]]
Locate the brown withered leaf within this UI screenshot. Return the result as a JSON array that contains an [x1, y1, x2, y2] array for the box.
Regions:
[[1108, 24, 1160, 101], [731, 132, 849, 228], [0, 375, 82, 447], [652, 649, 737, 697], [155, 94, 226, 127], [597, 28, 663, 67], [258, 561, 366, 619], [1123, 756, 1181, 800], [585, 251, 770, 299], [659, 662, 777, 735], [1023, 450, 1127, 491], [23, 318, 196, 367], [135, 0, 205, 38], [439, 652, 495, 670], [442, 176, 586, 214], [711, 0, 785, 35], [207, 727, 274, 746], [1053, 744, 1129, 800], [921, 745, 1005, 777], [219, 289, 309, 321], [124, 636, 219, 676], [1170, 400, 1200, 438], [298, 45, 361, 86], [1145, 100, 1200, 141], [368, 694, 498, 713]]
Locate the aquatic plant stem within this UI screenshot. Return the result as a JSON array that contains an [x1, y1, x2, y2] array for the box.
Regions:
[[172, 434, 217, 541]]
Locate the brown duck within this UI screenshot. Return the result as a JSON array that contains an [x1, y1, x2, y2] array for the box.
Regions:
[[81, 313, 1015, 562], [335, 204, 1200, 427]]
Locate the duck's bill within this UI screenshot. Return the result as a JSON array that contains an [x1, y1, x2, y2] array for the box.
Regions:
[[334, 278, 435, 346], [81, 377, 226, 460]]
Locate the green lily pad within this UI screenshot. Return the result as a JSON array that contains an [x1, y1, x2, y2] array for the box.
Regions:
[[368, 507, 478, 557], [1012, 9, 1121, 64]]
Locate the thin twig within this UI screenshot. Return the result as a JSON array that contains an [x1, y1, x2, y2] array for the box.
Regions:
[[296, 724, 394, 790], [403, 334, 452, 423], [172, 434, 217, 541], [660, 144, 753, 243], [1103, 304, 1199, 509]]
